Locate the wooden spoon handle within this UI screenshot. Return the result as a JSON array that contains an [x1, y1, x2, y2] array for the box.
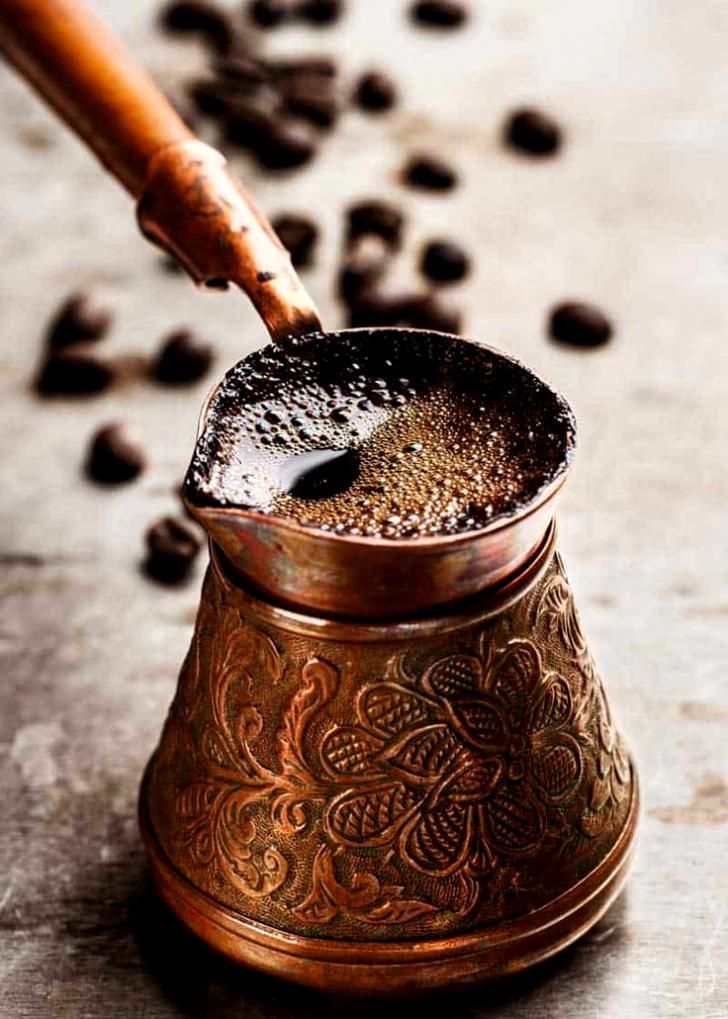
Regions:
[[0, 0, 322, 341]]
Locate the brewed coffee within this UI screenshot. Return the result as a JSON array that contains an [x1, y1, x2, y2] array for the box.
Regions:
[[186, 329, 575, 539]]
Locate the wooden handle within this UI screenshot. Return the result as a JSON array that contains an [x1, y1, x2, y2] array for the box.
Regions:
[[0, 0, 323, 341]]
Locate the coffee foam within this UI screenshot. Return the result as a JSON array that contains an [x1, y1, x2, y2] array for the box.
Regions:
[[186, 329, 575, 539]]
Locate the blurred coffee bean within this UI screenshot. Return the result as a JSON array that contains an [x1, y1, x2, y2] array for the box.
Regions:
[[338, 235, 391, 305], [85, 423, 146, 485], [255, 118, 318, 169], [272, 213, 319, 267], [158, 0, 236, 53], [269, 56, 337, 78], [187, 77, 232, 116], [405, 293, 463, 333], [402, 153, 458, 191], [35, 352, 113, 396], [296, 0, 344, 25], [346, 199, 404, 248], [504, 108, 562, 157], [153, 329, 214, 384], [410, 0, 468, 28], [347, 291, 412, 328], [248, 0, 290, 27], [46, 290, 113, 348], [353, 71, 398, 112], [222, 93, 280, 146], [144, 516, 202, 585], [213, 54, 270, 84], [420, 240, 470, 283], [281, 74, 339, 127], [548, 302, 613, 348]]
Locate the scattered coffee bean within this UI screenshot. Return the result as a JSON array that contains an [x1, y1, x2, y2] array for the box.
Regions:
[[270, 56, 337, 78], [347, 291, 412, 329], [46, 290, 113, 348], [338, 235, 391, 305], [223, 94, 279, 147], [158, 0, 236, 53], [346, 199, 404, 249], [255, 118, 318, 169], [35, 352, 113, 396], [272, 213, 319, 267], [548, 302, 613, 348], [248, 0, 290, 27], [295, 0, 344, 25], [85, 423, 146, 485], [420, 240, 470, 283], [213, 53, 270, 84], [353, 71, 398, 112], [187, 77, 234, 116], [402, 153, 458, 191], [281, 73, 339, 128], [410, 0, 468, 28], [405, 293, 463, 333], [504, 107, 562, 157], [153, 328, 214, 384], [144, 516, 203, 585]]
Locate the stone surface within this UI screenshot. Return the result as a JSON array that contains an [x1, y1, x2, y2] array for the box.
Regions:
[[1, 1, 727, 1016]]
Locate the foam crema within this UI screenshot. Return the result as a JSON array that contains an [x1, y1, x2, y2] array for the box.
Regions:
[[186, 329, 575, 540]]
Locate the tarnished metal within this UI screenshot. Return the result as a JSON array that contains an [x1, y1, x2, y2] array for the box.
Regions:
[[141, 526, 638, 992]]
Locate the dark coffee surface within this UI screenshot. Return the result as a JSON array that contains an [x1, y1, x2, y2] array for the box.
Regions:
[[186, 329, 575, 539]]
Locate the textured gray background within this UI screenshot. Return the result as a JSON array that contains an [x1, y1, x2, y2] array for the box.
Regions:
[[1, 1, 727, 1016]]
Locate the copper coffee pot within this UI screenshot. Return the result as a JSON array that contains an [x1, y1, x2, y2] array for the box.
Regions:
[[0, 0, 638, 994]]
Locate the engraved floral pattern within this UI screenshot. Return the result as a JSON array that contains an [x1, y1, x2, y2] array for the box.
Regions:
[[320, 641, 583, 891]]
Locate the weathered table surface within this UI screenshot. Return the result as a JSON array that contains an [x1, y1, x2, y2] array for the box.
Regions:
[[1, 1, 727, 1016]]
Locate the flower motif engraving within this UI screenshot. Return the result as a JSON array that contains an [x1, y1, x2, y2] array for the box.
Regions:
[[321, 641, 584, 884]]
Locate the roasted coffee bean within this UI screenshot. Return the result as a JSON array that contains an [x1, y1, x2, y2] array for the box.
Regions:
[[255, 119, 317, 169], [85, 423, 146, 485], [269, 56, 337, 78], [213, 53, 270, 84], [420, 240, 470, 283], [187, 77, 232, 116], [347, 292, 410, 329], [248, 0, 290, 27], [338, 235, 390, 305], [272, 213, 319, 267], [402, 153, 458, 191], [190, 71, 273, 118], [548, 301, 613, 348], [35, 352, 113, 396], [410, 0, 468, 28], [504, 107, 562, 157], [153, 329, 214, 384], [346, 199, 404, 248], [46, 290, 113, 348], [222, 94, 279, 146], [158, 0, 236, 52], [281, 75, 339, 128], [144, 516, 202, 585], [405, 293, 463, 333], [353, 71, 398, 112], [295, 0, 343, 25]]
